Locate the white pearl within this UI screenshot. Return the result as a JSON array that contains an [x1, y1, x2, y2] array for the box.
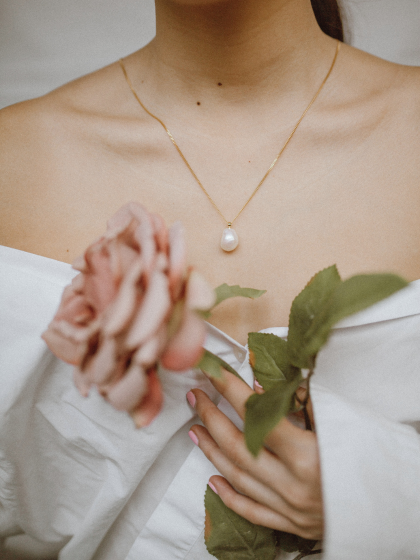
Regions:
[[220, 227, 239, 252]]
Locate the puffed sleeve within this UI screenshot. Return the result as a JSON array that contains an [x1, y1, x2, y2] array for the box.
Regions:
[[0, 247, 77, 544], [312, 382, 420, 560], [0, 455, 20, 536]]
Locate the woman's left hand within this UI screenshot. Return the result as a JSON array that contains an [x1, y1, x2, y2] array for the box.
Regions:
[[186, 370, 323, 540]]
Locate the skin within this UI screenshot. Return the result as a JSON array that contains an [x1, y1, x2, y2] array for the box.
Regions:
[[188, 373, 322, 539], [1, 0, 419, 539]]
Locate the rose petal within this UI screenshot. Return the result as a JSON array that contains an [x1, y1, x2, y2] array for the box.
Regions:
[[103, 259, 144, 337], [88, 337, 119, 386], [155, 252, 168, 273], [152, 213, 168, 252], [42, 316, 97, 365], [126, 202, 150, 224], [125, 270, 171, 349], [73, 367, 91, 397], [93, 355, 127, 395], [160, 309, 206, 371], [106, 363, 148, 411], [124, 203, 157, 274], [70, 274, 86, 295], [131, 368, 163, 427], [107, 238, 139, 280], [83, 243, 119, 311], [54, 282, 80, 310], [106, 203, 135, 237], [133, 326, 167, 368], [53, 288, 95, 326], [168, 221, 186, 299], [51, 318, 98, 344], [134, 221, 155, 276], [42, 326, 87, 366], [64, 300, 94, 326], [72, 254, 88, 273]]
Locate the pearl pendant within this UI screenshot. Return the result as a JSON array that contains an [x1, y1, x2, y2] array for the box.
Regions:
[[221, 225, 239, 252]]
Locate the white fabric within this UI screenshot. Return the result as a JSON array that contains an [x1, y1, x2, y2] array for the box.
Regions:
[[1, 244, 420, 559], [1, 0, 420, 109]]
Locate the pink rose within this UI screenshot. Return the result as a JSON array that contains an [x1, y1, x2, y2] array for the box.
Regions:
[[42, 202, 215, 427]]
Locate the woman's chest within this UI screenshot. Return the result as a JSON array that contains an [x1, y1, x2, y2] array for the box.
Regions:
[[13, 115, 420, 337]]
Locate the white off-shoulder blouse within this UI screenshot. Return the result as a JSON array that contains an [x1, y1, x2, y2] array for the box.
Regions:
[[1, 244, 420, 560]]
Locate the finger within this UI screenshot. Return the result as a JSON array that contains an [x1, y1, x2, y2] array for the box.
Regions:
[[201, 371, 317, 467], [131, 368, 163, 427], [264, 417, 319, 474], [207, 476, 319, 538], [206, 368, 309, 447], [189, 389, 322, 521], [203, 368, 253, 420], [254, 379, 265, 394], [191, 380, 317, 474], [190, 389, 265, 468], [191, 423, 293, 515], [190, 389, 303, 499]]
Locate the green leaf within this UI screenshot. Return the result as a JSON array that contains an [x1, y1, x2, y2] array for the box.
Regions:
[[249, 343, 285, 383], [197, 349, 241, 380], [214, 284, 267, 308], [248, 332, 301, 390], [275, 531, 317, 554], [204, 485, 278, 560], [287, 265, 342, 368], [298, 273, 408, 364], [244, 376, 302, 456]]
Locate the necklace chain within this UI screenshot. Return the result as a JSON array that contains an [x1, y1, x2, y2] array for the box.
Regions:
[[119, 40, 340, 226]]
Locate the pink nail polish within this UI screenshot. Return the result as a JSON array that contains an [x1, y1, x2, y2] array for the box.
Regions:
[[254, 379, 263, 389], [208, 481, 218, 495], [188, 430, 199, 446], [186, 391, 196, 408]]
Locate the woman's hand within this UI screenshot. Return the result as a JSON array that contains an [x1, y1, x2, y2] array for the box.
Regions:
[[186, 370, 323, 540]]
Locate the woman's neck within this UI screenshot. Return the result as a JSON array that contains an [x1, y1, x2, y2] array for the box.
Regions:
[[140, 0, 335, 113]]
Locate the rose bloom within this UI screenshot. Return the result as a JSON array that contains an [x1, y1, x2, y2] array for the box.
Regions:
[[42, 202, 215, 427]]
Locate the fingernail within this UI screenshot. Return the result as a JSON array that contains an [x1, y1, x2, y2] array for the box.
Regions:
[[186, 391, 196, 408], [208, 481, 218, 494], [254, 379, 263, 389], [188, 430, 199, 446]]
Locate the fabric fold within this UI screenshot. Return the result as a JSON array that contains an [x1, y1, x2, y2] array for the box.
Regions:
[[312, 382, 420, 560]]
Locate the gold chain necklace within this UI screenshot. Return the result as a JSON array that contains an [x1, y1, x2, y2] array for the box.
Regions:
[[119, 40, 340, 252]]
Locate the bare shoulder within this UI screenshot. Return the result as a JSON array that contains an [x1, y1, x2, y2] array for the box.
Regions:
[[0, 60, 130, 179], [332, 44, 420, 164], [340, 43, 420, 120], [0, 61, 142, 262], [378, 57, 420, 162], [0, 97, 63, 252], [393, 62, 420, 124]]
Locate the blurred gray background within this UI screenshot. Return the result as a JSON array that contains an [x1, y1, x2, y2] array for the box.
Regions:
[[0, 0, 156, 109], [0, 0, 420, 110]]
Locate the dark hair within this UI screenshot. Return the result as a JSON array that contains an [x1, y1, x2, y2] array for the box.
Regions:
[[311, 0, 343, 41]]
